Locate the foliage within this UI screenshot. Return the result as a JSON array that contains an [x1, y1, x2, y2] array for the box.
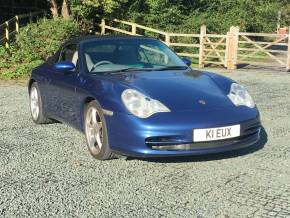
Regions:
[[70, 0, 128, 28], [0, 18, 81, 79], [123, 0, 288, 33], [126, 0, 185, 29], [16, 17, 80, 60], [68, 0, 289, 33], [281, 3, 290, 26]]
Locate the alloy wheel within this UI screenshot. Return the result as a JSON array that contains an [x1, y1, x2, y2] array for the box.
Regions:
[[85, 107, 103, 154], [30, 86, 40, 120]]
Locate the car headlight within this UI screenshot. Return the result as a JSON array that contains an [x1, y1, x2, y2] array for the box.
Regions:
[[121, 89, 170, 118], [227, 83, 255, 108]]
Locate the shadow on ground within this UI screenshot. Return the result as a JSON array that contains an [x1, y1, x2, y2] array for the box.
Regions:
[[128, 127, 267, 163], [236, 63, 288, 72]]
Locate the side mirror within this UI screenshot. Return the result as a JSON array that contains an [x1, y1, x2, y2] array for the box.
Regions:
[[53, 61, 76, 73], [181, 57, 192, 66]]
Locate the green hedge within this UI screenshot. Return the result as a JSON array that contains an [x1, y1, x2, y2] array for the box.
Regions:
[[0, 18, 81, 79]]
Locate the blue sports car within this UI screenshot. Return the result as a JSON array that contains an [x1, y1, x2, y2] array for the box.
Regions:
[[28, 35, 261, 160]]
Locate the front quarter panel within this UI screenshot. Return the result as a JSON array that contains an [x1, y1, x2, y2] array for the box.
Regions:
[[83, 75, 129, 114], [29, 64, 45, 89], [76, 74, 132, 131], [28, 63, 51, 101]]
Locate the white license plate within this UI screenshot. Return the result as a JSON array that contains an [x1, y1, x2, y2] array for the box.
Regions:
[[193, 124, 240, 142]]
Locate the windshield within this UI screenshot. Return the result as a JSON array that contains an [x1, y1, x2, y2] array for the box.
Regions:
[[82, 38, 187, 73]]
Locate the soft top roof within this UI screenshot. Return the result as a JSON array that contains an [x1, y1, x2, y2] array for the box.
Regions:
[[62, 34, 158, 46]]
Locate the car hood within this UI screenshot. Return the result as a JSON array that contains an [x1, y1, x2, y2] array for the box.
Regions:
[[105, 69, 234, 112]]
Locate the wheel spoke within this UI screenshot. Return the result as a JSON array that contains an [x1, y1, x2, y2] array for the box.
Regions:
[[91, 108, 97, 124], [93, 121, 102, 132], [89, 131, 95, 143], [87, 121, 93, 129], [96, 132, 102, 147], [32, 108, 36, 117]]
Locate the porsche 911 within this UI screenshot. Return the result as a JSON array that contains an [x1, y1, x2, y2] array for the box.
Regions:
[[28, 35, 261, 160]]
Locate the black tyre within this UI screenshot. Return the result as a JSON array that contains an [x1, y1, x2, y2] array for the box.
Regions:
[[84, 100, 116, 160]]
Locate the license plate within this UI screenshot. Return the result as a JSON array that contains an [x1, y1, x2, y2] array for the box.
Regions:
[[193, 124, 240, 142]]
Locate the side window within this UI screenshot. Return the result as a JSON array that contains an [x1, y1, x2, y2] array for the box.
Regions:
[[59, 44, 77, 62]]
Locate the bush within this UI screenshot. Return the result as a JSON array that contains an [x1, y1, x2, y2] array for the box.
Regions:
[[0, 18, 81, 79], [122, 0, 286, 34]]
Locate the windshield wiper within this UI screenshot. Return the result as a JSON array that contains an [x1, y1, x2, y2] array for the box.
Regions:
[[154, 66, 189, 71], [101, 67, 155, 75], [92, 66, 188, 75]]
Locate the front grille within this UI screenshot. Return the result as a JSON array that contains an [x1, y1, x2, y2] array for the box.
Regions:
[[150, 132, 259, 151], [147, 119, 261, 151], [242, 119, 261, 134]]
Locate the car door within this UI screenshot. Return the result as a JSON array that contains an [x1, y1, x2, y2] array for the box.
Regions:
[[47, 43, 80, 125]]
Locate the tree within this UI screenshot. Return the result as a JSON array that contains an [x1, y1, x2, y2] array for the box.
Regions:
[[82, 0, 128, 14], [61, 0, 70, 20], [49, 0, 58, 17], [48, 0, 71, 19]]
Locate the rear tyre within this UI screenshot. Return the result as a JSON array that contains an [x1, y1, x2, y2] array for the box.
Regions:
[[84, 101, 116, 160], [29, 82, 51, 124]]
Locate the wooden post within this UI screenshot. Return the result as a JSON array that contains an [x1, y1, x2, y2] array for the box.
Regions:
[[225, 31, 230, 68], [131, 24, 136, 35], [5, 21, 9, 49], [41, 10, 46, 18], [226, 29, 234, 70], [15, 16, 19, 33], [287, 27, 290, 71], [232, 26, 239, 69], [29, 12, 33, 23], [226, 26, 239, 70], [165, 33, 170, 46], [198, 25, 206, 68], [101, 19, 105, 35]]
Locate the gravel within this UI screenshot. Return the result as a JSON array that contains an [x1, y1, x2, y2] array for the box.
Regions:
[[0, 69, 290, 217]]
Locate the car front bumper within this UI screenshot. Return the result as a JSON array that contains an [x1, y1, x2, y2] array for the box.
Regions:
[[105, 106, 261, 157]]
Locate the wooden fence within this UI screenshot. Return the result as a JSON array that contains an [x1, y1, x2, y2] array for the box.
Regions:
[[0, 11, 45, 49], [100, 19, 290, 71], [1, 15, 289, 71]]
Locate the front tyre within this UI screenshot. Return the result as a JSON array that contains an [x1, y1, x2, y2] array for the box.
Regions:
[[29, 82, 50, 124], [84, 101, 116, 160]]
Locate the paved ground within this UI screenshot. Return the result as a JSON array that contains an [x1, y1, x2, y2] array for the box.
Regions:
[[0, 69, 289, 217]]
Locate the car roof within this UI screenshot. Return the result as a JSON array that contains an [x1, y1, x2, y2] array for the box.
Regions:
[[62, 35, 158, 46]]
